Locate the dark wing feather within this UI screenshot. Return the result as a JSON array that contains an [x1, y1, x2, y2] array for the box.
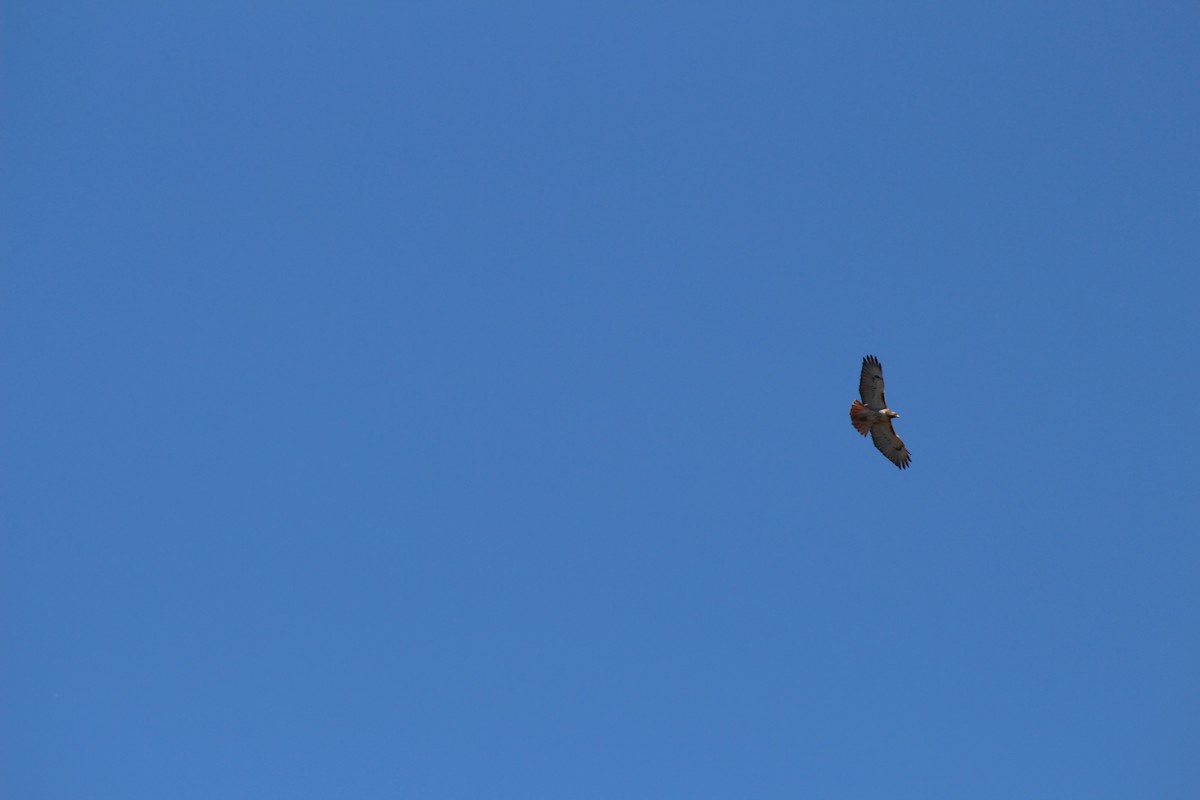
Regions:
[[870, 420, 911, 470], [859, 355, 887, 409]]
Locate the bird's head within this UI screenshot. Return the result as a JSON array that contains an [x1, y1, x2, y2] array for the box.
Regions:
[[886, 410, 900, 419]]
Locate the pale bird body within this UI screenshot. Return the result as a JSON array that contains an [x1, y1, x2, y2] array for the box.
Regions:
[[849, 355, 911, 469]]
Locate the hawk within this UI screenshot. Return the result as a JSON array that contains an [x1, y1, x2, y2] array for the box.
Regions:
[[850, 355, 911, 469]]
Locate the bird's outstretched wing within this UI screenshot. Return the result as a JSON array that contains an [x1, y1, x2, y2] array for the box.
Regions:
[[859, 355, 887, 409], [870, 420, 911, 470]]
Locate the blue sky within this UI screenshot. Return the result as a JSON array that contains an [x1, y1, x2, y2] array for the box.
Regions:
[[4, 3, 1198, 797]]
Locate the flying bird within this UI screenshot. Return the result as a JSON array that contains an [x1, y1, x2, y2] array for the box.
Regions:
[[850, 355, 911, 469]]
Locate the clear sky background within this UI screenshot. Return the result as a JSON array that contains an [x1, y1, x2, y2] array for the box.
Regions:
[[4, 3, 1198, 798]]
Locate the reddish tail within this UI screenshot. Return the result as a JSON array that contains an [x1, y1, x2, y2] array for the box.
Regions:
[[849, 400, 870, 436]]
